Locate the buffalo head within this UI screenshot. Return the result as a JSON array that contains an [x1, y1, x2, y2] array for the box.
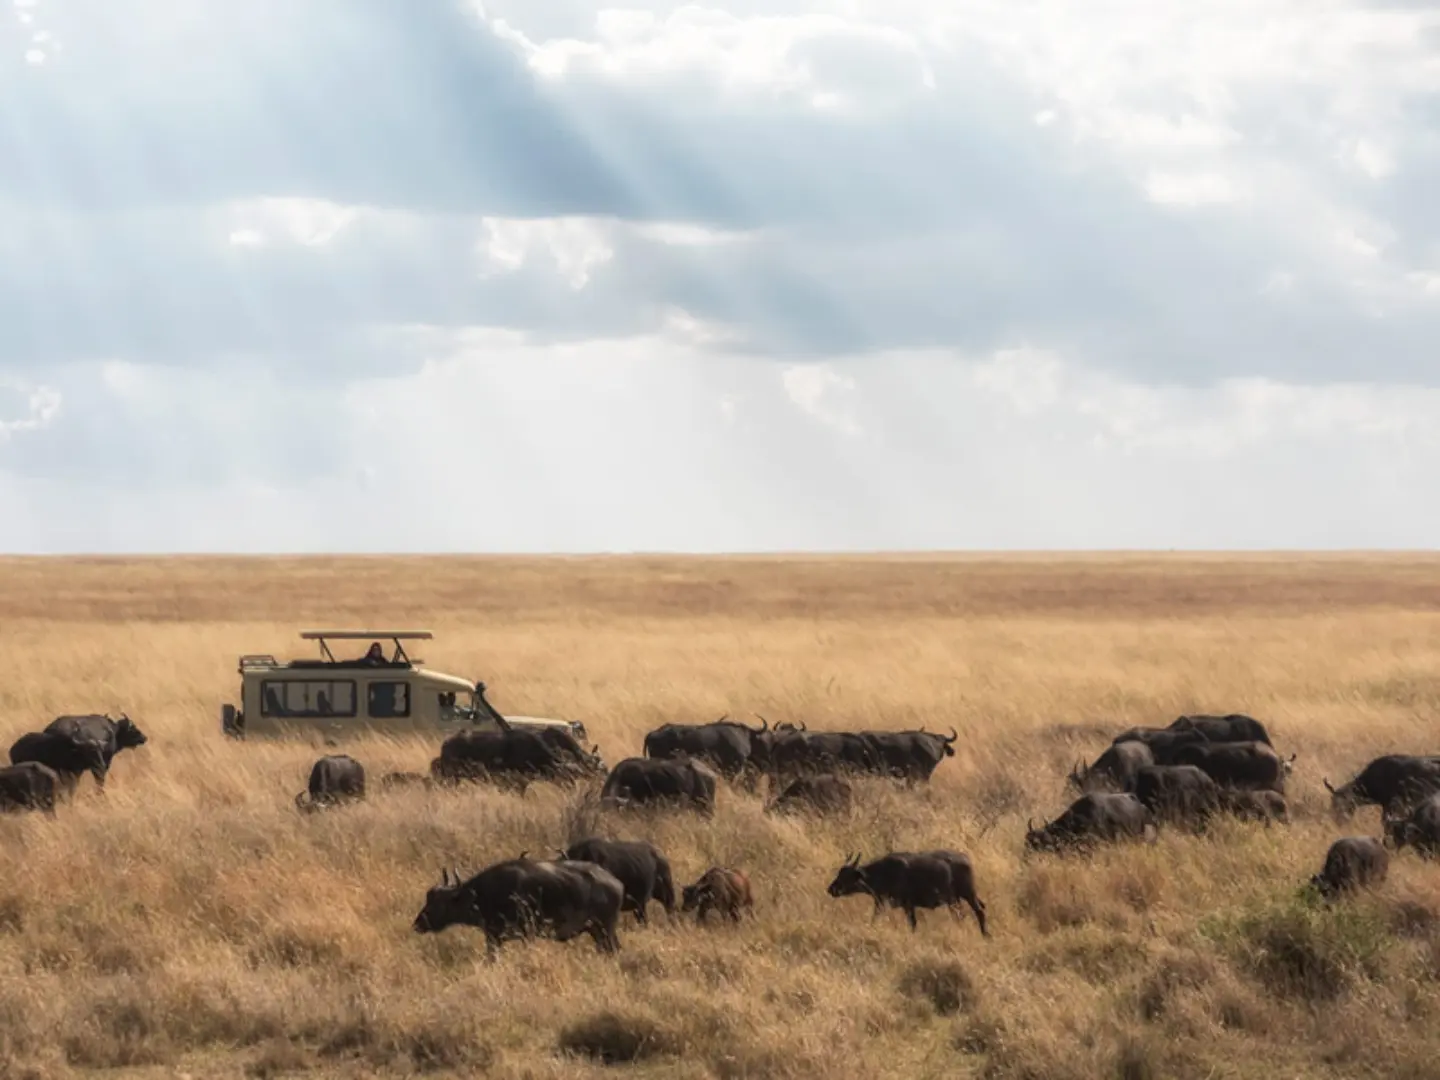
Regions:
[[1323, 777, 1357, 822], [412, 866, 470, 933], [826, 852, 868, 898], [941, 726, 958, 757], [115, 715, 148, 750]]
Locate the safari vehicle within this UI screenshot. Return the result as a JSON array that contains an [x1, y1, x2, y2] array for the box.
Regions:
[[220, 630, 589, 744]]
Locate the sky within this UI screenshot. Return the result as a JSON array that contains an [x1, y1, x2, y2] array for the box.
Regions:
[[1, 0, 1438, 552]]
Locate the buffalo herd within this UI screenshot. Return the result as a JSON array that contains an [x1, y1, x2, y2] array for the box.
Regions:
[[5, 705, 1438, 956]]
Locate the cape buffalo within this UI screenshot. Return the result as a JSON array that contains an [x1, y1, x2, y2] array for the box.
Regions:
[[1168, 713, 1272, 746], [862, 727, 959, 783], [1130, 764, 1222, 829], [826, 849, 988, 936], [434, 729, 585, 793], [8, 732, 105, 796], [1169, 740, 1292, 793], [563, 837, 676, 924], [294, 754, 366, 813], [0, 761, 60, 815], [1219, 789, 1290, 826], [412, 857, 624, 956], [765, 774, 853, 816], [1110, 727, 1210, 763], [1323, 755, 1440, 822], [1024, 793, 1157, 854], [680, 867, 754, 924], [1383, 792, 1440, 857], [599, 758, 718, 816], [643, 715, 770, 789], [1309, 836, 1389, 900], [1069, 740, 1155, 793], [767, 729, 885, 782]]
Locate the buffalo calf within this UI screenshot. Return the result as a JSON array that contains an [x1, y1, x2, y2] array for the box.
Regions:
[[680, 867, 754, 924], [1310, 836, 1389, 901]]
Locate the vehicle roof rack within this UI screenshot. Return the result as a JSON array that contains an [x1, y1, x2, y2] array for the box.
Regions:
[[300, 630, 434, 640]]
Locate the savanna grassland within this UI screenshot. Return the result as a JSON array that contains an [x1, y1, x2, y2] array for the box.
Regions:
[[3, 553, 1440, 1080]]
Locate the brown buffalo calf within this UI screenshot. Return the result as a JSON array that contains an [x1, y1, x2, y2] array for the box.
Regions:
[[680, 867, 754, 924]]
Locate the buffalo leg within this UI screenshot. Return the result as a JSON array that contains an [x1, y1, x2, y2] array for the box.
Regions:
[[632, 900, 648, 926], [905, 906, 919, 931], [965, 897, 988, 937]]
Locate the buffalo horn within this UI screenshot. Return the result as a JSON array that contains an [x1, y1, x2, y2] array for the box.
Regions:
[[945, 726, 958, 743], [1323, 777, 1336, 793], [1027, 817, 1035, 833]]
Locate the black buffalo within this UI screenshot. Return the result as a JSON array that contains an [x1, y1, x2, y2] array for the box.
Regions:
[[599, 757, 718, 816], [0, 762, 61, 815], [1167, 713, 1273, 747], [433, 729, 588, 793], [765, 774, 853, 816], [1309, 836, 1389, 900], [562, 837, 676, 925], [1111, 727, 1210, 762], [1169, 740, 1292, 793], [8, 732, 106, 796], [826, 849, 988, 936], [1024, 793, 1156, 853], [411, 857, 625, 956], [1218, 789, 1290, 826], [1130, 764, 1222, 829], [1323, 755, 1440, 821], [294, 754, 366, 813], [643, 715, 771, 788], [1068, 740, 1155, 793], [862, 726, 959, 783], [1383, 792, 1440, 857], [531, 726, 607, 779], [767, 729, 885, 782]]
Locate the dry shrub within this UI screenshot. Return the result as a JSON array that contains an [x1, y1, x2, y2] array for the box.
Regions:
[[1224, 895, 1392, 1003], [557, 1010, 674, 1065], [896, 958, 975, 1016]]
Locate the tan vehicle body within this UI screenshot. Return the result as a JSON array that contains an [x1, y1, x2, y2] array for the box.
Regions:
[[220, 630, 587, 744]]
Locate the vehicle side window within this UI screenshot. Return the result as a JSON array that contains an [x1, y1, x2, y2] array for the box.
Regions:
[[260, 680, 356, 718], [368, 681, 410, 719]]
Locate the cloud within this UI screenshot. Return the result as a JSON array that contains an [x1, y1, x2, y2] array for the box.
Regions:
[[0, 0, 1437, 550]]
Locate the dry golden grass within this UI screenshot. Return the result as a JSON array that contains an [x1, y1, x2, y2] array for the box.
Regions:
[[3, 554, 1440, 1080]]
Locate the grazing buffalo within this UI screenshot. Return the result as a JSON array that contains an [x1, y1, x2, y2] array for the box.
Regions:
[[294, 754, 366, 813], [532, 727, 607, 779], [862, 727, 959, 783], [1024, 793, 1156, 854], [379, 771, 435, 792], [1382, 793, 1440, 857], [765, 774, 854, 816], [643, 715, 771, 789], [0, 762, 60, 815], [599, 758, 719, 816], [1068, 740, 1155, 793], [1309, 836, 1389, 900], [827, 849, 988, 936], [1323, 755, 1440, 822], [1131, 764, 1222, 829], [1110, 727, 1210, 763], [8, 732, 105, 796], [767, 729, 885, 782], [411, 857, 625, 956], [433, 729, 590, 793], [563, 837, 676, 925], [680, 867, 754, 924], [1219, 789, 1290, 826], [1169, 740, 1292, 793], [1168, 713, 1273, 747]]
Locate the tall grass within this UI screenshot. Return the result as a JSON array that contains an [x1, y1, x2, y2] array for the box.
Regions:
[[1, 554, 1439, 1079]]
